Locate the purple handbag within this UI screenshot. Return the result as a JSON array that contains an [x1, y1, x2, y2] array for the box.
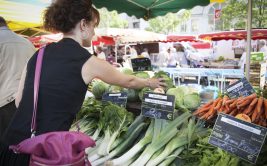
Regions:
[[9, 46, 95, 166]]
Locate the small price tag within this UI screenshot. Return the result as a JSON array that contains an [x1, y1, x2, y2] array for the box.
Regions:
[[141, 92, 175, 120], [102, 92, 127, 107], [131, 58, 152, 71], [225, 77, 255, 98], [209, 113, 267, 164]]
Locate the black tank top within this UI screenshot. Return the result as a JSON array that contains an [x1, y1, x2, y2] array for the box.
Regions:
[[3, 38, 92, 145]]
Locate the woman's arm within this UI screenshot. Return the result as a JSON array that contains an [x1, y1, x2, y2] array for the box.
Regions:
[[82, 56, 165, 89], [15, 66, 27, 108]]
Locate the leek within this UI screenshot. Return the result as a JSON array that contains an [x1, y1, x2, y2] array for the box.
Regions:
[[110, 120, 154, 166], [130, 112, 191, 166], [92, 122, 147, 166], [158, 146, 185, 166], [110, 115, 145, 150]]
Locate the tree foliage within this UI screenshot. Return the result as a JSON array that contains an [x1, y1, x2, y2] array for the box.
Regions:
[[145, 10, 191, 34], [220, 0, 267, 30], [97, 8, 128, 28]]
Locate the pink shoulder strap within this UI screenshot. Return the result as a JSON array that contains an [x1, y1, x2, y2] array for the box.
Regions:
[[31, 46, 45, 137]]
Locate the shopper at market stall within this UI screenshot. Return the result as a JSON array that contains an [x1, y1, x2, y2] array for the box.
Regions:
[[0, 1, 165, 165], [0, 16, 35, 139], [175, 44, 189, 67], [157, 47, 168, 67], [167, 47, 177, 67]]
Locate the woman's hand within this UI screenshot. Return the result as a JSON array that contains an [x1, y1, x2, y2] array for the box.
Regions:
[[147, 78, 166, 89]]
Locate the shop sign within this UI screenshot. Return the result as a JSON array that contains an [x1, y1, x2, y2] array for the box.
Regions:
[[209, 113, 267, 164], [141, 92, 175, 120], [225, 77, 255, 98], [250, 52, 264, 62], [102, 92, 127, 107], [131, 58, 152, 71]]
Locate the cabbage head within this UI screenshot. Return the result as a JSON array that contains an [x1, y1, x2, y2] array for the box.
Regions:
[[92, 80, 108, 99], [183, 93, 201, 110]]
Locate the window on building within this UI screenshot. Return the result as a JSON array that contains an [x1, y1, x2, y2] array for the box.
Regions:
[[133, 22, 140, 29], [191, 19, 198, 32], [181, 22, 187, 32]]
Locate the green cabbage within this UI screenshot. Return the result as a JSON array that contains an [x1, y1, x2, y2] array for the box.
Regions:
[[121, 68, 133, 75], [153, 71, 175, 91], [183, 93, 201, 110], [134, 71, 150, 79], [92, 80, 108, 99], [167, 86, 201, 110]]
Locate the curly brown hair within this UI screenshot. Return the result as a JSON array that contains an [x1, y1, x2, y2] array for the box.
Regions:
[[43, 0, 99, 33]]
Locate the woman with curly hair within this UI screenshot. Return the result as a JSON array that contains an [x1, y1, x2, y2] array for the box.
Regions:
[[0, 0, 165, 165]]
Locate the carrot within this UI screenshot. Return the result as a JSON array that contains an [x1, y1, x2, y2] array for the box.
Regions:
[[247, 110, 254, 117], [238, 108, 244, 114], [256, 106, 264, 122], [198, 112, 206, 117], [236, 96, 245, 105], [222, 95, 229, 106], [243, 98, 258, 115], [255, 118, 260, 126], [243, 93, 257, 101], [202, 100, 214, 108], [223, 104, 231, 114], [214, 98, 223, 111], [263, 98, 267, 119], [193, 106, 210, 116], [200, 112, 209, 120], [230, 99, 238, 109], [225, 99, 236, 105], [218, 105, 225, 112], [256, 97, 263, 113], [237, 99, 252, 108], [249, 98, 259, 107], [260, 110, 266, 127], [203, 98, 221, 120], [262, 119, 267, 127], [252, 104, 259, 122], [229, 109, 238, 116]]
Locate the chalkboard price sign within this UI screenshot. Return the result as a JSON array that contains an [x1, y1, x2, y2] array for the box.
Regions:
[[102, 92, 127, 108], [225, 77, 255, 98], [141, 92, 175, 120], [209, 113, 267, 164], [131, 58, 152, 71]]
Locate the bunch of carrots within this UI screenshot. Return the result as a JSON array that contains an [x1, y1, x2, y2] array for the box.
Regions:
[[193, 93, 267, 127]]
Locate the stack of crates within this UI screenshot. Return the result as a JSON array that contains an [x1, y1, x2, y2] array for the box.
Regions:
[[249, 62, 266, 88]]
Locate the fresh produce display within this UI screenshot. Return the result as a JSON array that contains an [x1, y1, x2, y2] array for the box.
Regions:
[[193, 93, 267, 127], [71, 98, 210, 166], [85, 67, 267, 166]]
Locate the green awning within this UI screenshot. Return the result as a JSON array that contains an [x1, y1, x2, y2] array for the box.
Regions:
[[92, 0, 224, 20]]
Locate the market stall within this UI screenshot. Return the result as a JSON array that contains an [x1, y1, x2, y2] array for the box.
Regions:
[[80, 68, 267, 166], [4, 0, 267, 165], [199, 29, 267, 41]]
